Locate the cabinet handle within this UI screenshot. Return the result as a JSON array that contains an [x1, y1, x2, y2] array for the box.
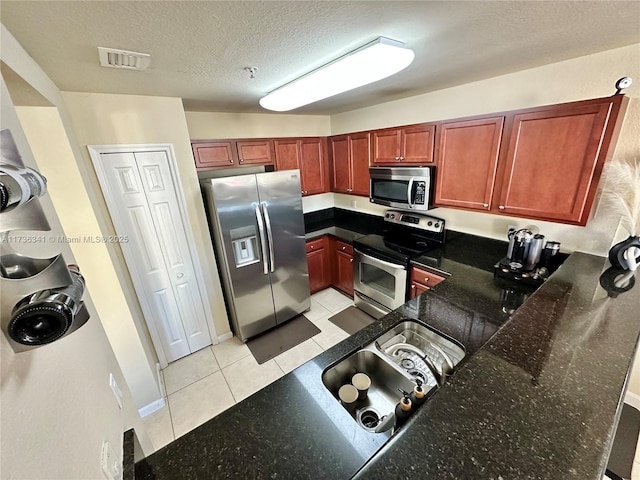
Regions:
[[350, 258, 353, 263], [395, 156, 400, 161], [483, 203, 489, 208], [310, 245, 314, 249], [411, 285, 416, 289], [400, 156, 404, 161], [347, 188, 352, 192], [499, 205, 505, 210], [424, 277, 429, 282], [342, 246, 346, 250], [229, 159, 233, 163]]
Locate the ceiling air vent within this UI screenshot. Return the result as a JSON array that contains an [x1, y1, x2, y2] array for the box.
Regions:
[[98, 47, 151, 70]]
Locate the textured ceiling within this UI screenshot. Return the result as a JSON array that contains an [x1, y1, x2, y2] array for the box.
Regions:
[[1, 1, 639, 114]]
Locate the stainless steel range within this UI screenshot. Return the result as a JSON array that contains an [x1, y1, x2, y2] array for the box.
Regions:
[[353, 210, 446, 319]]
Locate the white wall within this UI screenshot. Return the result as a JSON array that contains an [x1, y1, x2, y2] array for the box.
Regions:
[[186, 111, 331, 139], [1, 75, 152, 479]]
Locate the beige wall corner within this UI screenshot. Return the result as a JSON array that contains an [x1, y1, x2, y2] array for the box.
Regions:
[[61, 92, 231, 339], [1, 75, 153, 478], [185, 111, 331, 139]]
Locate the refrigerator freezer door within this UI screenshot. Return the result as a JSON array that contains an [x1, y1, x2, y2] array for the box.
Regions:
[[256, 170, 311, 324], [203, 176, 277, 340]]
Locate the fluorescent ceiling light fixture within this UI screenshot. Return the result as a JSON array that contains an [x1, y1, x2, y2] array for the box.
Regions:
[[259, 37, 415, 112]]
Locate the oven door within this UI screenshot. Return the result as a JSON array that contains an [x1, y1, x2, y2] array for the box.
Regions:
[[353, 249, 408, 316]]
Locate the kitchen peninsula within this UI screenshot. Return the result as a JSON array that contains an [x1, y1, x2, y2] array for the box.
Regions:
[[135, 211, 640, 480]]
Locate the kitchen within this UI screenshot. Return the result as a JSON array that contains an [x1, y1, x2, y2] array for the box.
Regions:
[[1, 1, 640, 479]]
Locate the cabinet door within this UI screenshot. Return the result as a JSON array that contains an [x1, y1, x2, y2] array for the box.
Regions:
[[497, 102, 612, 224], [274, 139, 300, 171], [350, 132, 370, 197], [371, 128, 402, 164], [410, 266, 446, 288], [330, 135, 351, 194], [300, 138, 328, 195], [401, 124, 435, 164], [334, 243, 354, 297], [192, 141, 236, 169], [306, 238, 330, 294], [434, 117, 504, 210], [409, 282, 429, 300], [236, 140, 274, 165]]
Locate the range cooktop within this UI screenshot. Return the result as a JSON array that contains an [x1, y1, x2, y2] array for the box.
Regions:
[[353, 210, 446, 265]]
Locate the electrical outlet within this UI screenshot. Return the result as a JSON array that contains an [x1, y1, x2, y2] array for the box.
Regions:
[[101, 441, 122, 480], [109, 373, 123, 409]]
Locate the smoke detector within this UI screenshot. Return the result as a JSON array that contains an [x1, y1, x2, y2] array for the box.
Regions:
[[98, 47, 151, 70]]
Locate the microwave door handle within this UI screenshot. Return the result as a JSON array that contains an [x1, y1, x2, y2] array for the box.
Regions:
[[255, 204, 269, 275], [261, 202, 275, 273], [407, 178, 414, 208]]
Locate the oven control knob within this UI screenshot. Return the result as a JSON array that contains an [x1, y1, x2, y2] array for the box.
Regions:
[[427, 221, 433, 226], [385, 213, 390, 218], [434, 223, 440, 229]]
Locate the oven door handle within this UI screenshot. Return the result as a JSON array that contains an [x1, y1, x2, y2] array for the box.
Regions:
[[407, 178, 414, 209], [354, 249, 405, 271]]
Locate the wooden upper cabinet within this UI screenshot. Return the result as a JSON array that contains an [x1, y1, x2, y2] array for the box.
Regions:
[[329, 132, 370, 196], [236, 140, 274, 166], [330, 135, 353, 194], [434, 116, 504, 211], [371, 123, 435, 165], [350, 132, 371, 196], [274, 139, 299, 171], [192, 141, 236, 168], [496, 97, 625, 225], [274, 137, 328, 196]]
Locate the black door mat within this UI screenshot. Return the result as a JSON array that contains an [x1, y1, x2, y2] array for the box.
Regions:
[[606, 403, 640, 480], [328, 306, 376, 335], [246, 314, 320, 365]]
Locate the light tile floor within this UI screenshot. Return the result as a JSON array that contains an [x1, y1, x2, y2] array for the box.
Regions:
[[142, 287, 354, 452]]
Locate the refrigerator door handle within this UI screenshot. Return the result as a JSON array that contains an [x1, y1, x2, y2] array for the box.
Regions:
[[254, 204, 269, 275], [261, 202, 275, 273]]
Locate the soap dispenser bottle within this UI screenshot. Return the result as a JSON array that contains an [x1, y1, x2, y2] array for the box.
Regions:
[[394, 389, 413, 430], [409, 379, 427, 408]]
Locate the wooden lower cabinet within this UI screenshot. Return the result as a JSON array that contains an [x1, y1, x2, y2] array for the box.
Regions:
[[408, 265, 446, 300], [306, 237, 330, 294], [305, 236, 354, 297], [332, 239, 354, 297]]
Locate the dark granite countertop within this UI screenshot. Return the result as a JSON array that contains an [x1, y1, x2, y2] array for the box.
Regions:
[[135, 210, 640, 480]]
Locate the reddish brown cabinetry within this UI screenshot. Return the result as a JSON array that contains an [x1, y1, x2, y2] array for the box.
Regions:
[[408, 265, 446, 300], [329, 132, 370, 196], [274, 138, 328, 196], [192, 141, 236, 168], [371, 123, 435, 165], [332, 239, 354, 297], [495, 97, 626, 224], [434, 116, 504, 211], [193, 139, 274, 169], [306, 237, 330, 294], [236, 140, 274, 166]]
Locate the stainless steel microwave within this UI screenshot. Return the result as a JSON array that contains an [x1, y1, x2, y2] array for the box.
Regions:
[[369, 166, 434, 211]]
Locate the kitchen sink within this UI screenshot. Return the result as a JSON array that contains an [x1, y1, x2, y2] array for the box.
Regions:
[[375, 321, 465, 387], [322, 348, 415, 432], [322, 320, 465, 433]]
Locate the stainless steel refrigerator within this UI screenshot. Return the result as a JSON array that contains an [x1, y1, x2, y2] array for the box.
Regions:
[[201, 170, 310, 342]]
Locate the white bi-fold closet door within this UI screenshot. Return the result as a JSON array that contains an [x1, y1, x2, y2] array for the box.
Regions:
[[90, 145, 215, 365]]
